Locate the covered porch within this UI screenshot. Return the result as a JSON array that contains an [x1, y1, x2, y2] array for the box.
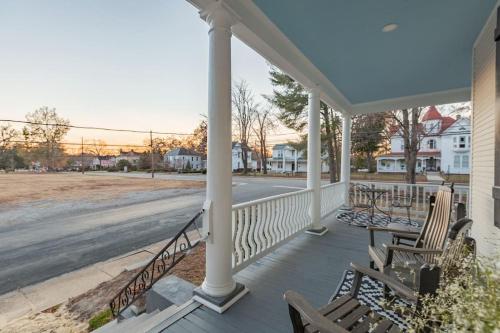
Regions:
[[187, 0, 498, 317], [104, 0, 499, 331]]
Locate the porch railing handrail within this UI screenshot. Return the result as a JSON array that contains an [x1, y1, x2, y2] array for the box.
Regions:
[[320, 181, 345, 189], [351, 180, 469, 190], [232, 187, 313, 210], [350, 181, 470, 218], [109, 210, 203, 318], [232, 182, 345, 273]]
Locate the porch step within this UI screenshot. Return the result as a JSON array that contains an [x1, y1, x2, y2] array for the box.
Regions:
[[95, 276, 198, 333], [94, 301, 201, 333], [94, 309, 160, 333], [146, 275, 196, 312]]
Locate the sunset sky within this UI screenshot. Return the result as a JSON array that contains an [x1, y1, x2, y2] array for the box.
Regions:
[[0, 0, 292, 147]]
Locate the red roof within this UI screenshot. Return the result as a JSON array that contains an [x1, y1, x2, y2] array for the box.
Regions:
[[421, 106, 442, 121], [440, 116, 456, 132]]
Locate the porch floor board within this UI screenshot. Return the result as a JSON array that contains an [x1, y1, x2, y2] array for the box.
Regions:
[[161, 215, 391, 333]]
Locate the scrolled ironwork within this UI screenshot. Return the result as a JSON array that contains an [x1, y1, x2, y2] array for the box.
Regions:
[[109, 210, 203, 318]]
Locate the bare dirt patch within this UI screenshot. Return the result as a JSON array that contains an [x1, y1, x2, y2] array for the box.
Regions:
[[0, 173, 205, 205]]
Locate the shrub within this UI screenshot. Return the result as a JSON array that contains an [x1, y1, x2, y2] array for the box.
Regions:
[[88, 308, 113, 331], [116, 159, 131, 171], [403, 256, 499, 332]]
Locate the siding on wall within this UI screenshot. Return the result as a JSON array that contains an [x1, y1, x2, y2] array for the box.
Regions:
[[471, 6, 500, 256]]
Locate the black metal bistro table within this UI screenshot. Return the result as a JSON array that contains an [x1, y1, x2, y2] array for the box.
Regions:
[[358, 187, 390, 224]]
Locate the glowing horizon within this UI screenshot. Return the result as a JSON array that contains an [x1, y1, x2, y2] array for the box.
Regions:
[[0, 0, 300, 148]]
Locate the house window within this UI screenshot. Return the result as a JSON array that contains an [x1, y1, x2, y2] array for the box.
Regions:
[[454, 155, 460, 168], [453, 137, 457, 148], [428, 139, 436, 149], [277, 151, 283, 158], [459, 136, 466, 148], [192, 157, 194, 161], [462, 155, 469, 168], [467, 136, 471, 148], [400, 143, 404, 150], [278, 162, 283, 169]]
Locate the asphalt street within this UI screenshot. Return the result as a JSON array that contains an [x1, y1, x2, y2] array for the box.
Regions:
[[0, 173, 317, 295]]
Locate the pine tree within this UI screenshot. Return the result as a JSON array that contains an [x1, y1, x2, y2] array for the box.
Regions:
[[267, 68, 341, 182]]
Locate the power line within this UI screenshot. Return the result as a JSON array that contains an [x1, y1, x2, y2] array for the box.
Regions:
[[0, 119, 193, 136], [10, 140, 148, 148], [1, 119, 300, 138]]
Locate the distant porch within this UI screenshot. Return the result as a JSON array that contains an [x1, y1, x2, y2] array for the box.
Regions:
[[377, 154, 441, 173]]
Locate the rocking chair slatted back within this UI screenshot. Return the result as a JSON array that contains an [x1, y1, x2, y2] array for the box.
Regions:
[[440, 218, 475, 275], [415, 185, 454, 262]]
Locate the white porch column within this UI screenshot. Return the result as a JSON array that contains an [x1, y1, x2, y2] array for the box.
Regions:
[[306, 87, 327, 235], [340, 114, 351, 206], [194, 2, 247, 313]]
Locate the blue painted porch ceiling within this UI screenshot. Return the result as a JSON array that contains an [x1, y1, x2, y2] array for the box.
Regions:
[[252, 0, 496, 105]]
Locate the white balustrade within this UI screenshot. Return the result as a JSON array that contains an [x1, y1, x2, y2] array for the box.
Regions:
[[321, 181, 346, 217], [231, 182, 347, 273], [350, 181, 470, 218], [231, 188, 313, 272]]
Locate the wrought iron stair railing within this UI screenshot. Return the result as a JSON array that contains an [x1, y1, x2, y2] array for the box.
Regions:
[[109, 210, 204, 318]]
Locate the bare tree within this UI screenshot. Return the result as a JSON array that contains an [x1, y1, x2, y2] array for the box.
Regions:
[[23, 107, 70, 170], [389, 107, 445, 183], [0, 124, 18, 151], [0, 124, 20, 170], [232, 80, 257, 174], [253, 106, 275, 174], [389, 108, 423, 184], [86, 139, 109, 169]]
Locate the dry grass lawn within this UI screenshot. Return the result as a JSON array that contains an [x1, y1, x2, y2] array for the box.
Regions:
[[0, 173, 205, 205]]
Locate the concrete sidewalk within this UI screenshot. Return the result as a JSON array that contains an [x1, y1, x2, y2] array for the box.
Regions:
[[426, 172, 445, 183], [0, 236, 193, 328]]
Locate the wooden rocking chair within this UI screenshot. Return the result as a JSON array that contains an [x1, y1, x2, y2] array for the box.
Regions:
[[368, 185, 454, 272], [284, 218, 475, 333]]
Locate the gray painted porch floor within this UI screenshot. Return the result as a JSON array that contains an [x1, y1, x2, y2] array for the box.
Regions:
[[162, 214, 391, 333]]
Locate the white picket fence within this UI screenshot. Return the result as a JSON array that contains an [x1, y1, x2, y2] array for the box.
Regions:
[[321, 181, 346, 217], [350, 181, 470, 218]]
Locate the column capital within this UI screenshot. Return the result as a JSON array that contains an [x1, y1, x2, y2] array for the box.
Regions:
[[307, 85, 321, 97], [200, 1, 239, 31]]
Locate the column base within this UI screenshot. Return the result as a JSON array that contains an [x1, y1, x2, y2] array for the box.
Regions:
[[193, 283, 248, 313], [305, 225, 328, 236]]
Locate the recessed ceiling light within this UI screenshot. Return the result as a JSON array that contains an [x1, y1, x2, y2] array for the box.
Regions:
[[382, 23, 398, 32]]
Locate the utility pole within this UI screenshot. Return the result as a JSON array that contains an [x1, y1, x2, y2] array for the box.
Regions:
[[81, 137, 84, 174], [150, 130, 154, 178]]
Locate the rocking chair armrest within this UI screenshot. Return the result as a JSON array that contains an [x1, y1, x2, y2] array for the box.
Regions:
[[350, 262, 418, 302], [284, 290, 348, 333], [368, 226, 412, 246], [384, 244, 443, 255], [392, 231, 420, 240]]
